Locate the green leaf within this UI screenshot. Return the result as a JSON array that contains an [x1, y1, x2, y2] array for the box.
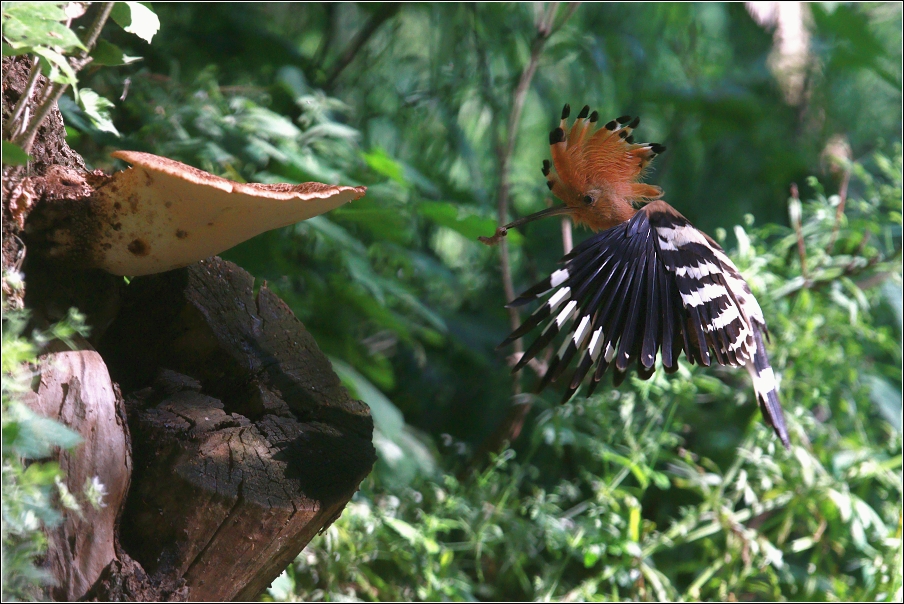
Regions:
[[90, 39, 141, 66], [33, 45, 77, 86], [7, 404, 82, 458], [110, 2, 160, 44], [863, 374, 902, 433], [419, 200, 524, 245], [385, 516, 419, 543], [650, 471, 671, 490], [21, 460, 62, 487], [77, 88, 120, 135], [363, 147, 406, 184], [330, 357, 436, 486], [267, 570, 296, 602], [331, 357, 404, 438], [3, 2, 68, 22], [1, 2, 85, 53], [331, 204, 413, 245], [2, 41, 21, 57], [2, 141, 32, 165]]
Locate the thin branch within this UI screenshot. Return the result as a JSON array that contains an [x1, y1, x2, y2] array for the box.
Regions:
[[855, 270, 897, 291], [473, 2, 578, 461], [74, 3, 113, 61], [826, 164, 851, 253], [788, 182, 808, 279], [4, 57, 42, 138], [507, 352, 548, 381], [323, 3, 401, 89], [311, 4, 337, 72], [14, 2, 115, 153], [16, 82, 67, 153], [496, 2, 566, 343]]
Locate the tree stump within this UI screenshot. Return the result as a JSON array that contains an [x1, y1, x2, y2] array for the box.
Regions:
[[98, 258, 375, 601], [3, 55, 376, 601]]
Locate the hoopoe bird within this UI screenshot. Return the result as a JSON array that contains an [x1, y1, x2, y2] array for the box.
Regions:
[[482, 104, 790, 449]]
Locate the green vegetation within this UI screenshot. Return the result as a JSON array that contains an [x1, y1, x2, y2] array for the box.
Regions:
[[2, 3, 157, 599], [5, 3, 902, 601], [1, 310, 92, 601], [263, 150, 903, 601]]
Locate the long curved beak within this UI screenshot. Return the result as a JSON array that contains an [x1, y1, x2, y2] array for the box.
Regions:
[[479, 204, 575, 245]]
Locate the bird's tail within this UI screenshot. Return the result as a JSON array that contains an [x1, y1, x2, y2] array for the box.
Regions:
[[745, 326, 790, 449]]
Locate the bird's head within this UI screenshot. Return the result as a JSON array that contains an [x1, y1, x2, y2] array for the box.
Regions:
[[480, 104, 666, 244]]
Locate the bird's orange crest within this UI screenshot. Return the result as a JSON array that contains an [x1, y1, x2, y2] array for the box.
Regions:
[[544, 104, 666, 231], [485, 103, 791, 449]]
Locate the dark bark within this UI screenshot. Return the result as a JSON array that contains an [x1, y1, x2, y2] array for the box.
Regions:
[[98, 258, 375, 601], [2, 56, 88, 310]]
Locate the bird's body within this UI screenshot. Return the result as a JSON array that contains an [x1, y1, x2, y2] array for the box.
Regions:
[[489, 104, 790, 449]]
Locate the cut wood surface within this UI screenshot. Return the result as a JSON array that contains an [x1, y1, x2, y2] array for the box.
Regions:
[[96, 257, 376, 601]]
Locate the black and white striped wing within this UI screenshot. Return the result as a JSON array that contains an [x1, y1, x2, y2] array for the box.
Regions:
[[503, 201, 790, 448]]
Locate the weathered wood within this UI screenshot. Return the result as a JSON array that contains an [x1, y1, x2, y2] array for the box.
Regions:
[[4, 53, 376, 601], [97, 257, 376, 600], [23, 350, 131, 602]]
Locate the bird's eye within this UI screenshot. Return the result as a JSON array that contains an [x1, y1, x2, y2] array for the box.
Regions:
[[583, 195, 594, 205]]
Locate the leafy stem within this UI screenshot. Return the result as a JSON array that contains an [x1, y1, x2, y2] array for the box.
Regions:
[[4, 57, 41, 139], [13, 2, 115, 154]]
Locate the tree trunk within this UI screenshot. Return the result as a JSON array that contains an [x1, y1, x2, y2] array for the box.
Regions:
[[2, 55, 376, 601]]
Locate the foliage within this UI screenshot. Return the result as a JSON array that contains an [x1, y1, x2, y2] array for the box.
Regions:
[[257, 151, 901, 602], [1, 309, 92, 601], [2, 3, 156, 598], [2, 2, 86, 88], [41, 2, 904, 601], [1, 1, 159, 155]]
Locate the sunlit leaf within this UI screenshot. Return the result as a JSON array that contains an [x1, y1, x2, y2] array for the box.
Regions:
[[1, 2, 85, 53], [110, 2, 160, 44], [33, 45, 78, 86], [77, 88, 119, 135], [363, 147, 406, 184]]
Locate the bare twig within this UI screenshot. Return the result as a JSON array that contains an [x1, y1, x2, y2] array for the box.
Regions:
[[14, 2, 115, 153], [473, 2, 578, 461], [323, 3, 401, 89], [826, 165, 851, 253], [788, 182, 808, 279], [560, 214, 573, 255], [506, 352, 548, 380], [17, 83, 67, 153], [312, 4, 337, 72], [496, 2, 567, 343], [855, 270, 896, 291], [4, 57, 42, 138]]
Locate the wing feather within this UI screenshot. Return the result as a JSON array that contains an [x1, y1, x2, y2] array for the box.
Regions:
[[501, 200, 790, 448]]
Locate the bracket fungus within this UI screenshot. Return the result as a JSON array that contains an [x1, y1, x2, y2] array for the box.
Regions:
[[81, 151, 366, 276]]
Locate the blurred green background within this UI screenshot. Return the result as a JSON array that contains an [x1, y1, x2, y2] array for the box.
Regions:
[[59, 3, 902, 601]]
